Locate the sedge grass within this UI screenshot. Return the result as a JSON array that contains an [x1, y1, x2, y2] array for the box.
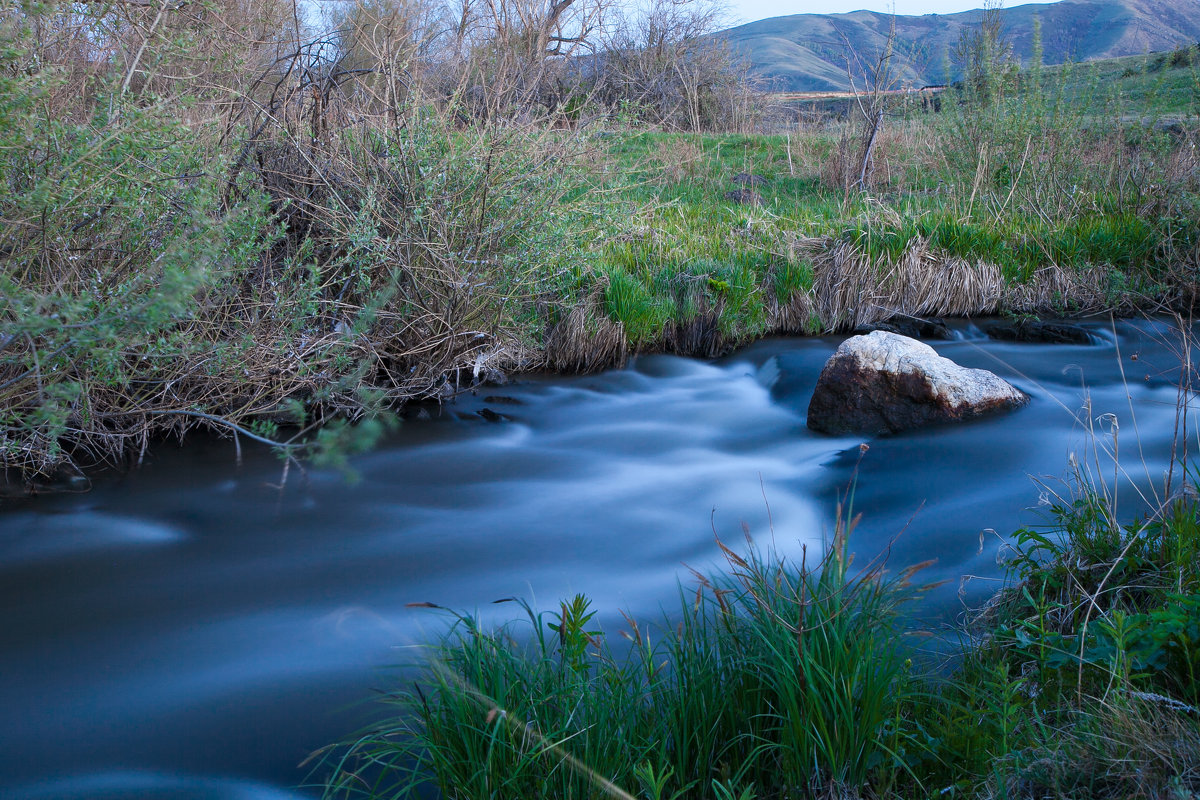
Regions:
[[319, 494, 1200, 800], [320, 508, 935, 800]]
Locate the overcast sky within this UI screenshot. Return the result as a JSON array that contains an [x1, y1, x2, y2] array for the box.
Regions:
[[724, 0, 1059, 26]]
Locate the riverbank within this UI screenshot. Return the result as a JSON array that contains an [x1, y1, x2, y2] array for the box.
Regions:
[[3, 4, 1199, 484], [6, 117, 1199, 488]]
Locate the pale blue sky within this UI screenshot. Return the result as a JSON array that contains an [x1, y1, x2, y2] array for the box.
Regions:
[[725, 0, 1060, 26]]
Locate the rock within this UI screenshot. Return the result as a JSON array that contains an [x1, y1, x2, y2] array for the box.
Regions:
[[482, 395, 525, 405], [731, 172, 769, 187], [853, 317, 954, 340], [852, 322, 901, 337], [985, 320, 1092, 345], [724, 188, 762, 206], [900, 317, 954, 340], [807, 331, 1028, 435]]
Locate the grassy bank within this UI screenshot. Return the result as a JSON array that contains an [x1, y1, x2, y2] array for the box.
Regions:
[[2, 2, 1199, 483], [318, 440, 1200, 799], [578, 106, 1200, 358]]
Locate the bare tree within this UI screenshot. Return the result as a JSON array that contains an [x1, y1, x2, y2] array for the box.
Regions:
[[593, 0, 759, 131], [835, 15, 901, 189], [318, 0, 757, 130]]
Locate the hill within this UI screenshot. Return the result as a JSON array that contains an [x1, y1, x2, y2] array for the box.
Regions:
[[720, 0, 1200, 92]]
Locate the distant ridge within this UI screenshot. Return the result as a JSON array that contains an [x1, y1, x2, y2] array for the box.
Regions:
[[719, 0, 1200, 92]]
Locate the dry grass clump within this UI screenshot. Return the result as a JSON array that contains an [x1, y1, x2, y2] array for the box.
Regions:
[[768, 281, 820, 335], [1003, 264, 1111, 314], [802, 236, 1009, 330], [789, 236, 1118, 332], [662, 306, 727, 357], [543, 291, 629, 374]]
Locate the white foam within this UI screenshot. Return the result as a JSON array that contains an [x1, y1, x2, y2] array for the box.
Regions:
[[0, 512, 184, 566]]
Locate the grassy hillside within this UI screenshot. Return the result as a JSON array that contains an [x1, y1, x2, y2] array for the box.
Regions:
[[1041, 45, 1200, 115], [723, 0, 1200, 92]]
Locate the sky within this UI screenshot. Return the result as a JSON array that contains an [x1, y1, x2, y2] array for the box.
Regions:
[[725, 0, 1058, 25]]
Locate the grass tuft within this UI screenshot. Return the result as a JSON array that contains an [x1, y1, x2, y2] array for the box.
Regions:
[[320, 507, 933, 799]]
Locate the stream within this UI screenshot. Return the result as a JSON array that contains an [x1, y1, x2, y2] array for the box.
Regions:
[[1, 317, 1193, 799]]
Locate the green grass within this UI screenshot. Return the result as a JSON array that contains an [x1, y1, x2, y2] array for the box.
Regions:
[[1037, 45, 1200, 117], [320, 512, 933, 799], [847, 211, 1163, 280], [582, 113, 1199, 347], [6, 0, 1200, 481]]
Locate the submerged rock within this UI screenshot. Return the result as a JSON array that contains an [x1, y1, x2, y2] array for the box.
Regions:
[[985, 320, 1093, 345], [853, 317, 954, 341], [807, 331, 1028, 435], [476, 408, 506, 423]]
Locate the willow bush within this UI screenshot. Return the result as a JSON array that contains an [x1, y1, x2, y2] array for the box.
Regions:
[[0, 4, 592, 481]]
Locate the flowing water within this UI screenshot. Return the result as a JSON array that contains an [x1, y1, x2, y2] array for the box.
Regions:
[[1, 318, 1193, 799]]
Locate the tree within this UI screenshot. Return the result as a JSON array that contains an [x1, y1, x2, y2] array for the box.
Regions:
[[952, 0, 1015, 104]]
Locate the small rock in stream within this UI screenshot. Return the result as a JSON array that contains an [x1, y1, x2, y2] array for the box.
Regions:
[[853, 317, 954, 341], [477, 408, 505, 423], [985, 320, 1093, 345]]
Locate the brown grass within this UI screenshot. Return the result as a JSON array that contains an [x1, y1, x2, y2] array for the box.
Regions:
[[543, 288, 629, 374], [994, 695, 1200, 800], [801, 235, 1008, 329], [790, 236, 1115, 332]]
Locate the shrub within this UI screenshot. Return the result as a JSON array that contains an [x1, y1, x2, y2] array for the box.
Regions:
[[0, 4, 593, 479]]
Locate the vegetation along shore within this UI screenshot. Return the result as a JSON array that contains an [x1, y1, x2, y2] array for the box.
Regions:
[[0, 0, 1197, 486], [3, 0, 1200, 797], [318, 433, 1200, 799]]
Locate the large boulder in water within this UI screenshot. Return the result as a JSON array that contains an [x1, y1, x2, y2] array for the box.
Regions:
[[807, 331, 1028, 435]]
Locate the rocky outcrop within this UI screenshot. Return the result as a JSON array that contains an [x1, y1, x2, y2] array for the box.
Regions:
[[807, 331, 1028, 435]]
